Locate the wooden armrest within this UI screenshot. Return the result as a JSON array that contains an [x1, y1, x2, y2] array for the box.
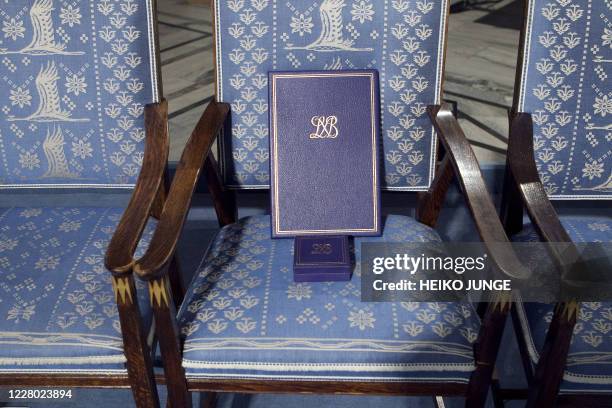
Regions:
[[134, 101, 230, 280], [508, 112, 587, 285], [105, 100, 169, 275], [428, 103, 529, 280], [508, 113, 573, 244]]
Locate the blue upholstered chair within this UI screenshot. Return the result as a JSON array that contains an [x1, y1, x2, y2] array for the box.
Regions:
[[130, 1, 525, 407], [0, 1, 177, 406], [501, 0, 612, 406]]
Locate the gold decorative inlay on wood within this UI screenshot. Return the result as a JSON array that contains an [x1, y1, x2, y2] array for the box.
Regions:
[[149, 278, 169, 307], [492, 292, 512, 312], [112, 276, 133, 305], [560, 300, 579, 321]]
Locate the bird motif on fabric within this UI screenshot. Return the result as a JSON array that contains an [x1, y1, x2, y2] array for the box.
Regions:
[[576, 173, 612, 192], [286, 0, 373, 52], [0, 0, 84, 55], [42, 126, 79, 179], [9, 62, 87, 122]]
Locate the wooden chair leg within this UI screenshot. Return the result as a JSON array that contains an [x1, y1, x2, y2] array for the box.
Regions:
[[490, 372, 505, 408], [150, 275, 192, 408], [465, 301, 510, 408], [113, 275, 161, 408], [525, 303, 576, 408], [204, 153, 237, 227], [510, 306, 535, 385], [168, 254, 186, 307], [416, 154, 454, 227], [200, 392, 218, 408], [500, 160, 523, 236]]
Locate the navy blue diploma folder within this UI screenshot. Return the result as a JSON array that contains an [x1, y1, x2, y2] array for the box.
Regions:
[[269, 70, 381, 237]]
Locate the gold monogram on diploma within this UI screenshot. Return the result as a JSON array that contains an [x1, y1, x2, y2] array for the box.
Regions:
[[309, 115, 339, 139]]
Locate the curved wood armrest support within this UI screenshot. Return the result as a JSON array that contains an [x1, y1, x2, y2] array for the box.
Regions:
[[508, 113, 583, 407], [135, 101, 230, 281], [105, 100, 169, 275], [428, 103, 529, 280], [508, 113, 573, 245], [205, 152, 238, 227]]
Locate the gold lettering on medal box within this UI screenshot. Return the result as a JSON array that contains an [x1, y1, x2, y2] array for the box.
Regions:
[[309, 116, 338, 139], [311, 243, 333, 255]]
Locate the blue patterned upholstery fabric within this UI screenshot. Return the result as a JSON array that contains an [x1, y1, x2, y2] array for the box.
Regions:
[[517, 0, 611, 199], [179, 215, 479, 383], [0, 206, 154, 373], [513, 216, 612, 393], [213, 0, 449, 190], [0, 0, 159, 189]]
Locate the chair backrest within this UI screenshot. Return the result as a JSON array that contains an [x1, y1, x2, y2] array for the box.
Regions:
[[515, 0, 611, 200], [0, 0, 161, 189], [213, 0, 450, 190]]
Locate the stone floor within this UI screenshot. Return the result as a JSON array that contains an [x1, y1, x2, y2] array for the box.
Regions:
[[159, 0, 520, 164], [446, 0, 521, 165], [156, 0, 215, 161]]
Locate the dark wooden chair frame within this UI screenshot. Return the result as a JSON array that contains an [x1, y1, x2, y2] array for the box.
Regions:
[[114, 3, 531, 408], [497, 1, 612, 407], [0, 104, 168, 408], [0, 1, 170, 407]]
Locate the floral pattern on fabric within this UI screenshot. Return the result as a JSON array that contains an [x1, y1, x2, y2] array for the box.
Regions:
[[514, 215, 612, 392], [0, 0, 158, 188], [0, 206, 154, 370], [180, 215, 479, 382], [213, 0, 448, 190], [518, 0, 611, 199]]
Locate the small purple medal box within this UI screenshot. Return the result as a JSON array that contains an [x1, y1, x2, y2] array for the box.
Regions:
[[294, 236, 352, 282]]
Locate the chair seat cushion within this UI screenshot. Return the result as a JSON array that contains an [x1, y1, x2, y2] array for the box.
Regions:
[[0, 206, 154, 374], [513, 216, 612, 394], [179, 215, 479, 383]]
